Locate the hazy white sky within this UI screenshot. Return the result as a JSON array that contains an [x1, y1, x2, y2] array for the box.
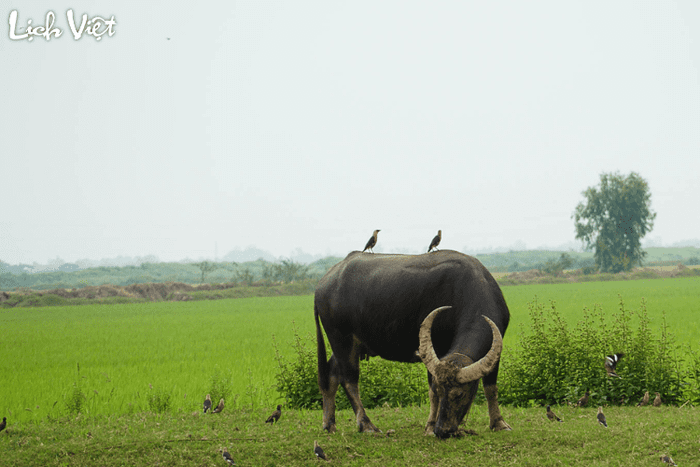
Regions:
[[1, 1, 699, 265]]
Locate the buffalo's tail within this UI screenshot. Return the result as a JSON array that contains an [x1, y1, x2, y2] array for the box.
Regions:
[[315, 306, 330, 392]]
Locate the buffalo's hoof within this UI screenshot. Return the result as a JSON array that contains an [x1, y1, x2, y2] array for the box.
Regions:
[[490, 420, 512, 431], [358, 422, 381, 433], [323, 424, 337, 433]]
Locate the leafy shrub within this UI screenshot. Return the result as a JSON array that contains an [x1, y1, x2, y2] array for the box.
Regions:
[[683, 347, 700, 405], [274, 324, 429, 410], [65, 383, 86, 415], [208, 370, 232, 407], [499, 295, 683, 407], [147, 386, 172, 413]]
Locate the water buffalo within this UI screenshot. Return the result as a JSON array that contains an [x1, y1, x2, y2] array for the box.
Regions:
[[314, 250, 511, 438]]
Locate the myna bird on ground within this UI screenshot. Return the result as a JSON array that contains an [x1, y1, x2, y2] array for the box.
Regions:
[[203, 394, 212, 413], [653, 392, 662, 407], [660, 455, 677, 466], [314, 440, 328, 461], [605, 352, 624, 378], [363, 230, 380, 253], [638, 391, 650, 407], [546, 405, 563, 422], [575, 390, 590, 407], [597, 406, 608, 427], [266, 404, 282, 424], [0, 417, 5, 433], [212, 398, 225, 413], [220, 447, 235, 465], [428, 230, 442, 252]]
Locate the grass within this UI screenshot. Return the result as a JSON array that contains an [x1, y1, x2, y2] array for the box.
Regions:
[[0, 296, 314, 424], [0, 404, 697, 466], [2, 278, 699, 425], [500, 277, 700, 353]]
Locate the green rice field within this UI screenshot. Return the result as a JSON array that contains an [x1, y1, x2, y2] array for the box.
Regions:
[[1, 277, 699, 425]]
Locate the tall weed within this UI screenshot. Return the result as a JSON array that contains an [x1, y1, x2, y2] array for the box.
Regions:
[[273, 323, 428, 409], [500, 295, 683, 406]]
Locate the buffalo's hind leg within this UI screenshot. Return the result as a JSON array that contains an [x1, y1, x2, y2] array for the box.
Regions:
[[334, 335, 380, 433], [320, 355, 340, 433], [483, 361, 511, 431]]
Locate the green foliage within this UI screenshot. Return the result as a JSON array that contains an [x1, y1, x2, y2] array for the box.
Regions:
[[194, 261, 218, 283], [65, 383, 86, 416], [540, 253, 575, 276], [146, 385, 172, 413], [500, 295, 683, 407], [273, 325, 428, 410], [263, 259, 310, 283], [207, 370, 232, 407], [682, 347, 700, 405], [573, 171, 656, 273], [273, 328, 321, 409]]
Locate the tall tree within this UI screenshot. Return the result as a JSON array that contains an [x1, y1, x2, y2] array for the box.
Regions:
[[195, 261, 218, 283], [573, 172, 656, 273]]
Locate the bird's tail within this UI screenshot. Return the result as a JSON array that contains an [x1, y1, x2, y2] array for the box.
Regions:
[[315, 305, 331, 392]]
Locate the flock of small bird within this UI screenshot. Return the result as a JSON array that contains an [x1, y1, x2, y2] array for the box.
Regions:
[[544, 353, 676, 465], [211, 400, 329, 464], [203, 394, 226, 414], [362, 229, 442, 253]]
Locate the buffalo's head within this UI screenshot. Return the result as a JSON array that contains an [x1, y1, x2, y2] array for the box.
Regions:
[[418, 306, 503, 438]]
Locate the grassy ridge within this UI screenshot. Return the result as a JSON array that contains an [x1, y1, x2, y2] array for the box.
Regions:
[[0, 405, 697, 466]]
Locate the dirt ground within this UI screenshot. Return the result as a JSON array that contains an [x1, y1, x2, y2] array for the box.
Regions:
[[0, 281, 240, 303]]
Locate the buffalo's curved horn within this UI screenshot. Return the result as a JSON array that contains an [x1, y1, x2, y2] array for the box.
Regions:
[[456, 315, 503, 384], [418, 306, 452, 379], [418, 307, 503, 384]]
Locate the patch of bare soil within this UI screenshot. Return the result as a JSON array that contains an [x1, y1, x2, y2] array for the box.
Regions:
[[4, 282, 243, 304]]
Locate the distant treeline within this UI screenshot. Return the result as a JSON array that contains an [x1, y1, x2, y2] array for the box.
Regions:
[[0, 258, 341, 292], [1, 247, 699, 292]]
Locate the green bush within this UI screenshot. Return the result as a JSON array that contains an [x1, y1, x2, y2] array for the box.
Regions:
[[207, 370, 233, 410], [499, 295, 683, 407], [273, 325, 429, 410], [147, 385, 172, 413], [65, 383, 86, 415]]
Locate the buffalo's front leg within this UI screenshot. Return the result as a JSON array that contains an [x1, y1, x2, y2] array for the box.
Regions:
[[484, 383, 511, 431], [424, 372, 439, 435]]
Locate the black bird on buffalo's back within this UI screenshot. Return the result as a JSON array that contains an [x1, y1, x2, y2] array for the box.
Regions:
[[546, 405, 562, 422], [428, 230, 442, 252], [363, 230, 380, 253], [575, 390, 590, 407], [313, 440, 328, 461], [605, 352, 624, 378], [638, 391, 650, 407], [597, 407, 608, 427], [0, 417, 6, 433], [212, 398, 225, 413], [203, 394, 212, 413], [220, 447, 235, 465], [266, 404, 282, 424]]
